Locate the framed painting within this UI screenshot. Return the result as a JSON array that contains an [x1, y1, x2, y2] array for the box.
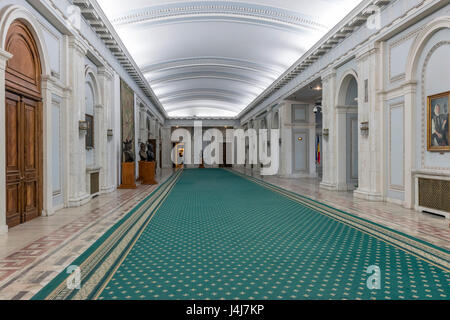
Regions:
[[85, 114, 94, 150], [427, 92, 450, 152], [120, 79, 135, 162]]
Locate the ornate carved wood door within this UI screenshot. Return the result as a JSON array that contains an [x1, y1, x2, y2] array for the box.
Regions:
[[5, 91, 22, 227], [4, 20, 42, 228], [5, 93, 40, 227]]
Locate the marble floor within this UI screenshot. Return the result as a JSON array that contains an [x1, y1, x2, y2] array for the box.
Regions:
[[0, 169, 174, 300], [233, 167, 450, 250], [0, 167, 448, 300]]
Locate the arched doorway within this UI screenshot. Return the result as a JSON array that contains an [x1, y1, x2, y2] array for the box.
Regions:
[[4, 20, 43, 228], [336, 72, 359, 191]]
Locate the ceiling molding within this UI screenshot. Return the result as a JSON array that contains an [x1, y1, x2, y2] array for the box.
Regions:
[[162, 94, 245, 105], [110, 2, 328, 32], [150, 73, 269, 91], [166, 103, 242, 113], [149, 70, 272, 86], [95, 0, 370, 118], [75, 0, 168, 119], [238, 0, 393, 120], [158, 88, 256, 101], [141, 56, 284, 76]]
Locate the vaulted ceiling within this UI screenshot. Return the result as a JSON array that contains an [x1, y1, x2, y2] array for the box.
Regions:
[[96, 0, 363, 118]]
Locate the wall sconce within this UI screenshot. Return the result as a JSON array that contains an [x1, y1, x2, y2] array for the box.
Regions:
[[107, 129, 114, 137], [360, 121, 369, 136], [79, 120, 88, 134], [323, 128, 330, 137], [313, 106, 322, 114]]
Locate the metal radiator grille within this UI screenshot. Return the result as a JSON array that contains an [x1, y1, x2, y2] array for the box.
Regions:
[[90, 172, 100, 195], [418, 178, 450, 213]]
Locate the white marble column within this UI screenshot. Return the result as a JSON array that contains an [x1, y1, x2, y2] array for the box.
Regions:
[[403, 81, 418, 209], [354, 44, 383, 201], [138, 104, 146, 144], [0, 49, 12, 234], [161, 127, 173, 168], [67, 37, 89, 207], [335, 106, 349, 190], [320, 69, 337, 190], [94, 101, 104, 173], [278, 102, 291, 177], [254, 118, 261, 173], [40, 76, 55, 216], [155, 121, 161, 175], [98, 66, 115, 193]]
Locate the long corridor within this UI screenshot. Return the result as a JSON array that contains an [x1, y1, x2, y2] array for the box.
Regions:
[[31, 169, 449, 300]]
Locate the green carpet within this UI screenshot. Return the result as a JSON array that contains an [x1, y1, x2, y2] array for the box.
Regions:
[[34, 169, 449, 300]]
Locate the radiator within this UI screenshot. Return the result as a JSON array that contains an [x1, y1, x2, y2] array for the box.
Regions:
[[90, 172, 100, 195], [418, 178, 450, 213]]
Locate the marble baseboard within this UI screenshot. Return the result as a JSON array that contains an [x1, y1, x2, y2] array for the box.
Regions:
[[319, 181, 337, 190], [67, 193, 92, 208], [0, 225, 7, 235], [100, 185, 116, 194], [354, 189, 383, 202]]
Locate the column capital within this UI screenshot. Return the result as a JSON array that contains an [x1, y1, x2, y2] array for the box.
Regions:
[[98, 66, 114, 80], [403, 80, 418, 94], [356, 42, 380, 61], [68, 36, 88, 56], [321, 68, 336, 82]]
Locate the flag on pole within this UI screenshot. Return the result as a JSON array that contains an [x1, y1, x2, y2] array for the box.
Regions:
[[316, 136, 321, 165]]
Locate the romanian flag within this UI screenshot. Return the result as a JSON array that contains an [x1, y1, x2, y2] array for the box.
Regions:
[[316, 136, 321, 165]]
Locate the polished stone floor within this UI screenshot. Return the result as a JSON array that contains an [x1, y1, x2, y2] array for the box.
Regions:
[[0, 167, 448, 300], [0, 169, 174, 300], [234, 167, 450, 250]]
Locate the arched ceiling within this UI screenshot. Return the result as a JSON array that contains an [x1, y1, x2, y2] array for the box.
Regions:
[[96, 0, 363, 118]]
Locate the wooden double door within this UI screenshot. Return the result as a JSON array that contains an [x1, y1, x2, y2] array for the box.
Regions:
[[5, 91, 41, 227], [4, 20, 43, 228]]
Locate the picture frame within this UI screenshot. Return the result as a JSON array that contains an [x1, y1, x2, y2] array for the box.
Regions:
[[85, 114, 94, 150], [427, 91, 449, 152]]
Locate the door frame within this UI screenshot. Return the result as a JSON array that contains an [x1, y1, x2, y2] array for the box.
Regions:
[[4, 20, 43, 227], [0, 6, 52, 233], [292, 129, 309, 174]]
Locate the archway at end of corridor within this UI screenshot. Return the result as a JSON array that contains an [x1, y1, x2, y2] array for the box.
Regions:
[[336, 72, 359, 191]]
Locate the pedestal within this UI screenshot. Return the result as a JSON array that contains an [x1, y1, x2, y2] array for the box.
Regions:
[[141, 161, 158, 185], [138, 161, 145, 181], [119, 162, 137, 189]]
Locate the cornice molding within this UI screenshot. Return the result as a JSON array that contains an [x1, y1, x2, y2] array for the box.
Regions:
[[68, 36, 89, 56], [356, 42, 380, 61], [111, 2, 327, 32], [141, 56, 283, 76], [73, 0, 168, 122], [238, 0, 448, 123], [238, 0, 379, 121], [321, 69, 337, 82], [97, 66, 114, 80]]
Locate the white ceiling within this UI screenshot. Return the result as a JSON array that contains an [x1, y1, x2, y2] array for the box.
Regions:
[[96, 0, 363, 118]]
